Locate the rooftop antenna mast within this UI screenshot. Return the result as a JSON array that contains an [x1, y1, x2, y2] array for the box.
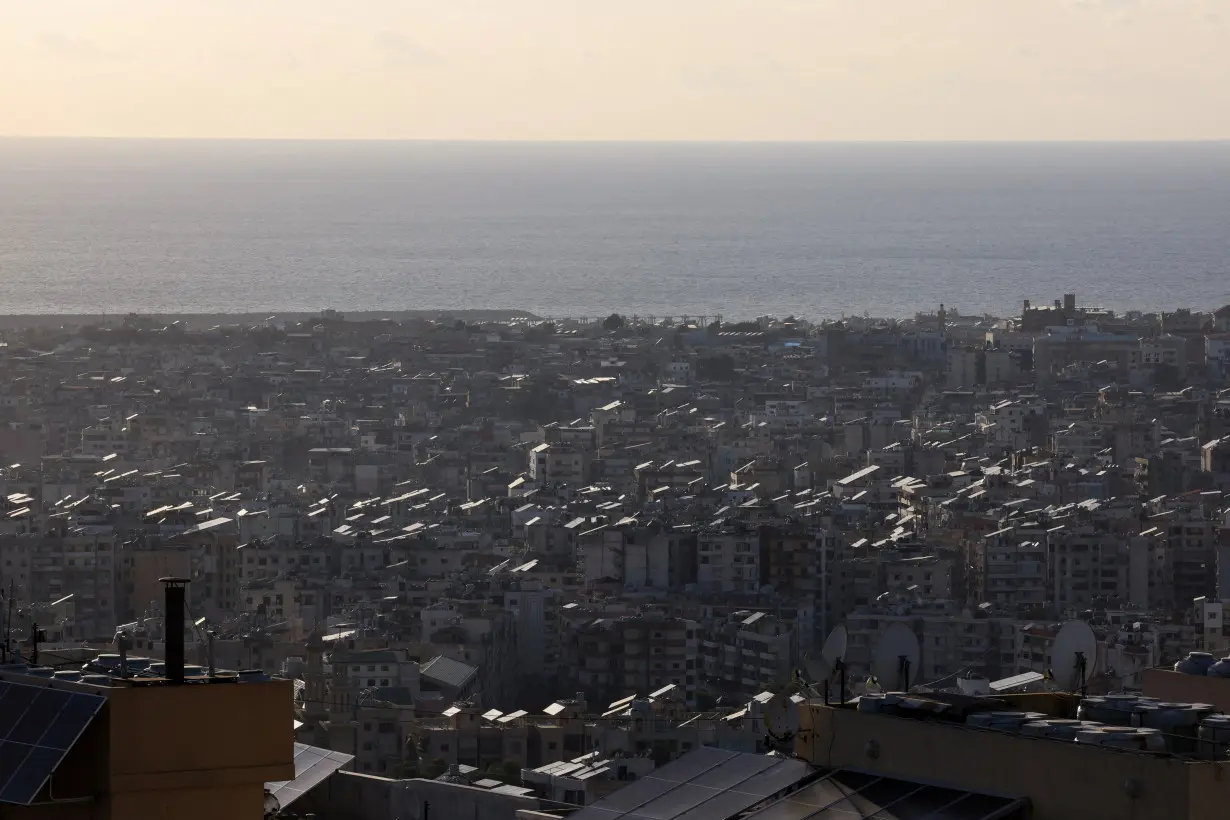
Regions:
[[805, 625, 849, 706], [2, 581, 14, 663]]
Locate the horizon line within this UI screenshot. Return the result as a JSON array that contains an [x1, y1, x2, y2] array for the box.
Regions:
[[3, 135, 1230, 145]]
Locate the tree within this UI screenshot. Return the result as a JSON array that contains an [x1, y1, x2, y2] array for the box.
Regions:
[[603, 313, 625, 331], [423, 758, 448, 779]]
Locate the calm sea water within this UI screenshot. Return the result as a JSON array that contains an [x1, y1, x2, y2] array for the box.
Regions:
[[1, 140, 1228, 319]]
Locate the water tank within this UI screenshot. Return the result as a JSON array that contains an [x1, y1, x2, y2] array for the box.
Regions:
[[1208, 658, 1230, 679], [1076, 726, 1166, 752], [967, 711, 1049, 733], [1175, 652, 1217, 675], [1020, 719, 1097, 741], [80, 674, 114, 686], [237, 669, 271, 683], [125, 657, 153, 672], [1077, 695, 1158, 726], [52, 670, 82, 682], [1198, 715, 1230, 759], [25, 667, 54, 678], [1137, 702, 1214, 754]]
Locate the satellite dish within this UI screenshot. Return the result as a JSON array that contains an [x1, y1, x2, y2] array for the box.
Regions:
[[263, 789, 281, 819], [805, 625, 848, 683], [764, 691, 800, 738], [871, 623, 921, 691], [1050, 620, 1097, 692]]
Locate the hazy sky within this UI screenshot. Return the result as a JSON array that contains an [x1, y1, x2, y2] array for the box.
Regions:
[[2, 0, 1228, 141]]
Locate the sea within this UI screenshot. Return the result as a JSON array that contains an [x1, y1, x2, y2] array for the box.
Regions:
[[1, 139, 1228, 320]]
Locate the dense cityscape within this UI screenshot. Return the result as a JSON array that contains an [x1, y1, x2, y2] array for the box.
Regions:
[[3, 294, 1230, 817]]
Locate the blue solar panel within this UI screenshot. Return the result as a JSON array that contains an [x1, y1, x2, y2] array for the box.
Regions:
[[0, 680, 105, 805]]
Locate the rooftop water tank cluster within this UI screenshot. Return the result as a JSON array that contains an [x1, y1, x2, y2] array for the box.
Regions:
[[1079, 695, 1214, 753], [965, 711, 1051, 732], [965, 709, 1170, 751], [1174, 652, 1230, 677], [1020, 719, 1101, 741]]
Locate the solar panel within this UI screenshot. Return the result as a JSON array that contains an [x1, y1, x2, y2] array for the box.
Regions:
[[570, 749, 813, 820], [739, 771, 1028, 820], [265, 742, 354, 808], [0, 680, 106, 805]]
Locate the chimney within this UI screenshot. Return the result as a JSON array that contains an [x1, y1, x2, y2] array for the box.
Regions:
[[160, 577, 190, 684], [1064, 293, 1076, 312], [1023, 299, 1031, 312]]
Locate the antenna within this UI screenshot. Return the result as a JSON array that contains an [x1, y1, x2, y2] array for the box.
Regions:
[[2, 581, 13, 663], [193, 616, 216, 678], [115, 629, 132, 679], [871, 623, 921, 692], [28, 618, 40, 667], [1049, 620, 1097, 693], [805, 625, 849, 704]]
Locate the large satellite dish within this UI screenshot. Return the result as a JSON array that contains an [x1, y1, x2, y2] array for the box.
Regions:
[[805, 625, 848, 683], [871, 623, 921, 691], [764, 691, 801, 738], [1050, 620, 1097, 692], [263, 788, 281, 819]]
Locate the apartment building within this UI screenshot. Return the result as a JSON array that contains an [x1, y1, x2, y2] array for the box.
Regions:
[[697, 528, 765, 593], [698, 611, 796, 697], [565, 614, 699, 708]]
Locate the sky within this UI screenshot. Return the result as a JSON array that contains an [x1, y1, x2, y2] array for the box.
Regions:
[[2, 0, 1228, 141]]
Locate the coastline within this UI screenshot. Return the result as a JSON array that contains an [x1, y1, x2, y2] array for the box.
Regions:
[[0, 309, 542, 331]]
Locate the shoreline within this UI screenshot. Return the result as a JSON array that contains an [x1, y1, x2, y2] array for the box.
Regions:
[[0, 310, 543, 331]]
